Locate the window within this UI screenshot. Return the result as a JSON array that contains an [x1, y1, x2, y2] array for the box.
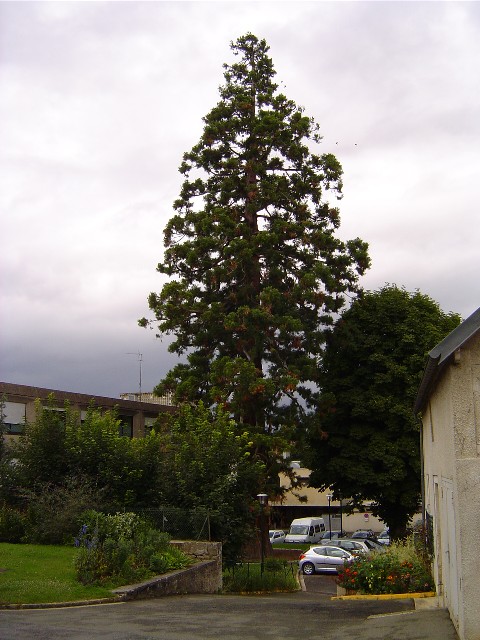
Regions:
[[313, 548, 328, 556], [144, 416, 157, 434], [2, 402, 26, 435], [290, 525, 309, 535], [118, 415, 133, 438]]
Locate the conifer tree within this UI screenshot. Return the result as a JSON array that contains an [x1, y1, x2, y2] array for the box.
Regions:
[[142, 34, 369, 475]]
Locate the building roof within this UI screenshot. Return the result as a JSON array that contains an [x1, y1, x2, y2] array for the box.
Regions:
[[414, 307, 480, 413], [0, 381, 175, 415]]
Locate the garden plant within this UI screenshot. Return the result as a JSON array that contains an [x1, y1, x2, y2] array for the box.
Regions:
[[74, 510, 191, 586], [336, 537, 434, 595], [223, 558, 298, 593]]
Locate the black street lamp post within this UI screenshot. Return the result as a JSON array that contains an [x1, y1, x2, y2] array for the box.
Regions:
[[339, 495, 343, 535], [327, 493, 333, 539], [257, 493, 268, 575]]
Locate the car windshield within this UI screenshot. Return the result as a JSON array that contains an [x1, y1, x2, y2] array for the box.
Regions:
[[289, 525, 309, 535]]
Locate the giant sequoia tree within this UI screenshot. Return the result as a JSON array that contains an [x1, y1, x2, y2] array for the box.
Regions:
[[142, 34, 369, 479], [306, 285, 460, 537]]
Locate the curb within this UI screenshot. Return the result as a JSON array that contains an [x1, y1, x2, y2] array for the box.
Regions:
[[332, 591, 436, 601], [0, 596, 124, 610]]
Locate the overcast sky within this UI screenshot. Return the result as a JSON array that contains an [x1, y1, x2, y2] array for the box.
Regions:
[[1, 1, 479, 399]]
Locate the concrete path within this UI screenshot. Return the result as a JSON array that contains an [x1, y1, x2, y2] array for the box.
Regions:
[[0, 590, 459, 640]]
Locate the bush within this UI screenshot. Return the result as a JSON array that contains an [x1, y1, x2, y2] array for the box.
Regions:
[[22, 477, 107, 545], [0, 504, 26, 542], [336, 537, 434, 594], [149, 548, 190, 574], [223, 561, 298, 593], [74, 510, 192, 586]]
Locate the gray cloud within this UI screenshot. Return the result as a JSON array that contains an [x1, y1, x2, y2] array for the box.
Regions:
[[1, 1, 479, 397]]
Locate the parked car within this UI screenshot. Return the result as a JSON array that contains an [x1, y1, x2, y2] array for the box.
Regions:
[[320, 530, 346, 540], [351, 529, 378, 542], [320, 537, 384, 555], [298, 545, 355, 575], [377, 530, 390, 545], [269, 530, 286, 544]]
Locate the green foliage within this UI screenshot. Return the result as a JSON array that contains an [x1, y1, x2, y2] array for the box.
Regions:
[[13, 396, 73, 486], [142, 33, 370, 487], [74, 510, 191, 586], [336, 538, 434, 594], [306, 285, 460, 537], [128, 429, 167, 508], [149, 547, 190, 574], [0, 503, 26, 542], [4, 398, 267, 561], [222, 561, 298, 593], [64, 405, 139, 507], [11, 401, 165, 511], [158, 402, 265, 564], [21, 477, 107, 545], [0, 394, 6, 461]]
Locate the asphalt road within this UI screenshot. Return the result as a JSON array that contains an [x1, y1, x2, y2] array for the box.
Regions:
[[0, 577, 459, 640]]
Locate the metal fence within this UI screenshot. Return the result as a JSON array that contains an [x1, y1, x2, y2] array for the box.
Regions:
[[225, 560, 297, 579], [133, 506, 214, 541], [222, 559, 298, 592]]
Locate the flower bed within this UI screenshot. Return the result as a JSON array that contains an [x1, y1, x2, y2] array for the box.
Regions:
[[336, 539, 434, 595]]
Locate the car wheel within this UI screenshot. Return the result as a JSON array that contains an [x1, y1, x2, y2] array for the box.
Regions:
[[302, 562, 315, 576]]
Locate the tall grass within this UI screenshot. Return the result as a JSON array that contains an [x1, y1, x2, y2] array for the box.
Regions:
[[0, 543, 114, 605], [388, 535, 429, 563], [223, 560, 299, 593]]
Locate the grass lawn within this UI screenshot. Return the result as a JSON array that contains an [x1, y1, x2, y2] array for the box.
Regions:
[[0, 543, 115, 605]]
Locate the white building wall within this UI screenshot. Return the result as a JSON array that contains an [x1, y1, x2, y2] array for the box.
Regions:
[[422, 332, 480, 640]]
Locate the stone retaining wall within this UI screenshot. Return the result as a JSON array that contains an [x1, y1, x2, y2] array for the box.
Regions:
[[112, 541, 222, 600]]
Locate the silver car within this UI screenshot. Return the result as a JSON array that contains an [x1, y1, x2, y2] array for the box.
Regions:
[[298, 545, 355, 575], [320, 537, 383, 555], [377, 530, 390, 545], [269, 529, 286, 544]]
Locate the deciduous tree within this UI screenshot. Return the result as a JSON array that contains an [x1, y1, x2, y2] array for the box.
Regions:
[[158, 402, 265, 563], [305, 285, 460, 538]]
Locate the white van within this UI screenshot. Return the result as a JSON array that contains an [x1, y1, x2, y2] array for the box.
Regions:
[[284, 517, 326, 544]]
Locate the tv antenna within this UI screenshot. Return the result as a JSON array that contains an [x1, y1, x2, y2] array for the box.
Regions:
[[126, 352, 143, 398]]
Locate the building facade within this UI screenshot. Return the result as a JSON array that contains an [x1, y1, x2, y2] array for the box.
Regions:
[[415, 307, 480, 640], [270, 464, 388, 534], [0, 382, 175, 442]]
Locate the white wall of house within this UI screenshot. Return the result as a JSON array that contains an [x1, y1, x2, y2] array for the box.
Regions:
[[422, 331, 480, 640]]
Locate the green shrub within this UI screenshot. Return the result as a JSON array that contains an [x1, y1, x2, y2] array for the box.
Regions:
[[149, 553, 171, 574], [336, 538, 434, 594], [0, 504, 26, 542], [22, 477, 106, 545], [264, 557, 284, 572], [223, 561, 298, 593], [74, 510, 191, 586]]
